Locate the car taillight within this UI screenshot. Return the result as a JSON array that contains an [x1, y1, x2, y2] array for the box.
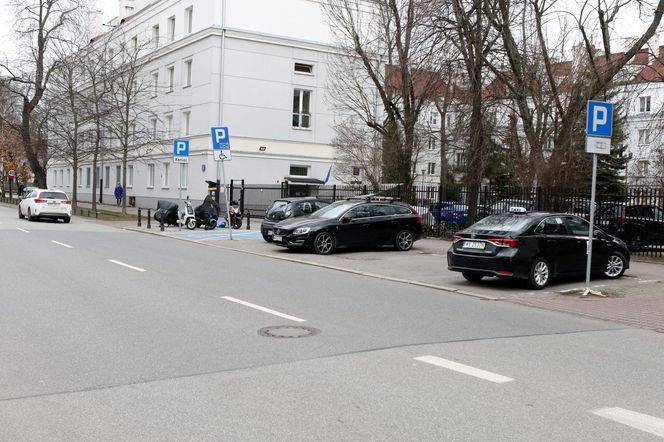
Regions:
[[34, 199, 46, 203], [488, 238, 519, 247], [452, 235, 462, 243], [417, 213, 422, 224], [615, 216, 626, 223], [62, 200, 72, 205]]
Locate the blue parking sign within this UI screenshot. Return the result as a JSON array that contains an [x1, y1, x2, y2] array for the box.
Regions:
[[586, 101, 613, 138], [211, 127, 230, 150], [173, 139, 189, 163]]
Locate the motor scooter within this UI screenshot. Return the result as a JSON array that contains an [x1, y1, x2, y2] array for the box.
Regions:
[[227, 200, 242, 229], [180, 197, 219, 230]]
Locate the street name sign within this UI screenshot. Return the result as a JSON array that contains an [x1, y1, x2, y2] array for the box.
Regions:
[[173, 139, 190, 163]]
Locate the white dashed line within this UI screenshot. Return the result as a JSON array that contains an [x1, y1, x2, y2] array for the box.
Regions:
[[108, 259, 147, 272], [592, 407, 664, 438], [16, 227, 29, 233], [414, 355, 514, 383], [222, 296, 306, 322], [51, 240, 73, 249]]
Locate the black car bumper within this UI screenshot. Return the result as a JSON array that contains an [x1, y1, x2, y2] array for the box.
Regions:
[[447, 248, 530, 279], [272, 232, 314, 249]]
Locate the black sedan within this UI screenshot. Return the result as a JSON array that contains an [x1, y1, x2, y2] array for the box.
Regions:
[[261, 197, 330, 242], [447, 211, 630, 289], [271, 197, 422, 254]]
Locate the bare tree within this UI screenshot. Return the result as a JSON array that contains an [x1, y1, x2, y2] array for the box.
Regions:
[[0, 0, 85, 188], [331, 120, 384, 188]]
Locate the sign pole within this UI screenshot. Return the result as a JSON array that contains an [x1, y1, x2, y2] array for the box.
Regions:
[[583, 153, 598, 295]]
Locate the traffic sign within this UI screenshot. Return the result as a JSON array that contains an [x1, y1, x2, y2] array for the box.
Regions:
[[211, 127, 230, 150], [173, 139, 190, 163], [586, 100, 613, 138], [585, 136, 611, 155], [213, 149, 232, 162]]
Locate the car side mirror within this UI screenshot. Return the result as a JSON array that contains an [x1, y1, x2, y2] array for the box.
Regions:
[[341, 216, 351, 224]]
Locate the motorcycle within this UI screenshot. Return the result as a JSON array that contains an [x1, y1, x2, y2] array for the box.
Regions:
[[180, 196, 220, 230], [227, 200, 242, 229], [154, 200, 180, 226]]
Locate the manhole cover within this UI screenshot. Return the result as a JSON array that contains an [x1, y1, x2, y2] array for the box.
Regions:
[[258, 325, 320, 339]]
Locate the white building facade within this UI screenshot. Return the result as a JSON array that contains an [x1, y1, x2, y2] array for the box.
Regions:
[[47, 0, 342, 207]]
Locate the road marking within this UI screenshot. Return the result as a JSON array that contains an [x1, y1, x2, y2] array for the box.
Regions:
[[414, 355, 514, 383], [108, 259, 147, 272], [51, 240, 73, 249], [16, 227, 29, 233], [221, 296, 306, 322], [592, 407, 664, 438]]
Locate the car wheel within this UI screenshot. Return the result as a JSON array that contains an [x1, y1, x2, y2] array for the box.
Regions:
[[262, 234, 273, 243], [462, 272, 483, 283], [27, 208, 33, 222], [528, 257, 550, 290], [629, 232, 642, 252], [313, 231, 334, 255], [63, 217, 71, 224], [603, 252, 626, 279], [18, 206, 24, 219], [394, 230, 414, 251], [185, 218, 197, 230]]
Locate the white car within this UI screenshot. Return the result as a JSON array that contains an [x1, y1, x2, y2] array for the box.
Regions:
[[18, 189, 72, 223]]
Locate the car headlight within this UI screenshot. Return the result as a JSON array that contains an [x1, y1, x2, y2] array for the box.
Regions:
[[293, 227, 311, 235]]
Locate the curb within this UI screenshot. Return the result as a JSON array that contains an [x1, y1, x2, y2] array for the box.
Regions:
[[123, 226, 504, 302]]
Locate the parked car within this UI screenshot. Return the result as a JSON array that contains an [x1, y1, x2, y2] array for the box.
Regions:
[[597, 203, 664, 251], [447, 210, 630, 289], [271, 196, 422, 254], [18, 189, 72, 223], [261, 197, 330, 242], [430, 201, 468, 226]]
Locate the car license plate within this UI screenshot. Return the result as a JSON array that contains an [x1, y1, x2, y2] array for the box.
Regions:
[[273, 235, 283, 242], [462, 241, 485, 250]]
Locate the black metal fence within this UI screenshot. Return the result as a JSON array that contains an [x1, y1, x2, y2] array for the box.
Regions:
[[233, 181, 664, 257]]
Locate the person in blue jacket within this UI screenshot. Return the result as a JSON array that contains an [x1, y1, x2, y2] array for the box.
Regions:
[[114, 182, 123, 206]]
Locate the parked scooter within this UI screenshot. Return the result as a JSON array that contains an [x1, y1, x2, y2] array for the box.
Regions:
[[180, 200, 198, 230], [227, 200, 242, 229], [179, 195, 220, 230]]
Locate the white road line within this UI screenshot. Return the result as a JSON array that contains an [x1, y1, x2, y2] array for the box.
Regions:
[[16, 227, 29, 233], [108, 259, 147, 272], [592, 407, 664, 438], [221, 296, 306, 322], [414, 355, 514, 384], [51, 240, 73, 249]]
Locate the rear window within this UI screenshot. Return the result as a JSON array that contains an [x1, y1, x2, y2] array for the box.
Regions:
[[39, 192, 68, 200], [266, 201, 289, 219], [469, 214, 531, 232]]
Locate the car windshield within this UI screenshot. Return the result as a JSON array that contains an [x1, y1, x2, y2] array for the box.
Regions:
[[468, 214, 531, 233], [39, 192, 68, 200], [266, 201, 288, 218], [311, 200, 357, 219]]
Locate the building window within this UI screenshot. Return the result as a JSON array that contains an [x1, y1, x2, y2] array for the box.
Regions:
[[184, 59, 192, 87], [456, 153, 465, 166], [152, 24, 159, 48], [162, 162, 170, 188], [130, 36, 137, 52], [427, 162, 436, 174], [352, 167, 360, 176], [150, 118, 157, 139], [116, 165, 121, 184], [105, 166, 110, 188], [78, 168, 82, 187], [294, 62, 313, 74], [66, 169, 70, 186], [152, 71, 158, 97], [148, 164, 155, 188], [446, 114, 452, 127], [182, 110, 191, 136], [167, 16, 175, 41], [639, 96, 651, 113], [165, 114, 173, 138], [185, 6, 193, 34], [292, 89, 311, 128], [637, 160, 650, 176], [86, 167, 91, 188], [638, 129, 651, 145], [429, 111, 439, 125], [128, 165, 134, 188], [428, 136, 437, 150], [167, 66, 174, 92], [179, 163, 188, 189], [290, 165, 308, 176]]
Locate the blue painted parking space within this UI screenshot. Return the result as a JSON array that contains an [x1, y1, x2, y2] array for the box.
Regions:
[[173, 229, 263, 242]]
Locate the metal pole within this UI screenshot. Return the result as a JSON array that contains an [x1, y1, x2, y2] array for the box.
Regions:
[[178, 163, 182, 231], [221, 158, 232, 240], [584, 153, 598, 293]]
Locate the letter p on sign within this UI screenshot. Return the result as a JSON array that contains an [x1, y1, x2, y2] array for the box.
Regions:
[[586, 101, 613, 138]]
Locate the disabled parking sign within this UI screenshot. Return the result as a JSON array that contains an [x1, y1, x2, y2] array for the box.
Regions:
[[211, 127, 232, 161]]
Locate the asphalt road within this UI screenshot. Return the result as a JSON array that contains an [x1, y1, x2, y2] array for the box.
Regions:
[[1, 204, 664, 441]]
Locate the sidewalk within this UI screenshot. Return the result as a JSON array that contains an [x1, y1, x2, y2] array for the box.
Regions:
[[111, 219, 664, 333]]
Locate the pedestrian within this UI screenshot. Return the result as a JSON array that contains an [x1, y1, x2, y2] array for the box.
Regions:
[[114, 182, 123, 206]]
